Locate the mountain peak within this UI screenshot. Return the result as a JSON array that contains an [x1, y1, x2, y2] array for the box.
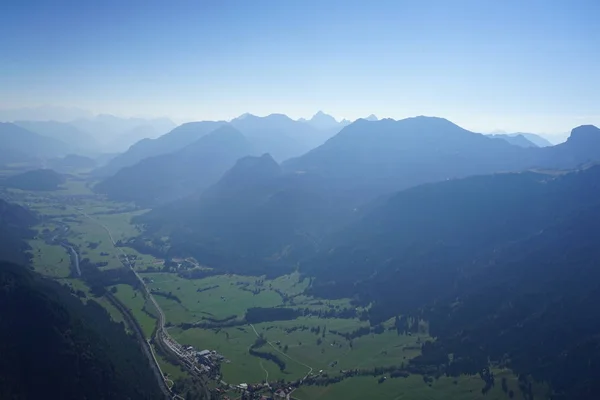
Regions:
[[365, 114, 378, 121], [568, 125, 600, 142], [208, 153, 281, 196], [312, 110, 335, 120], [303, 111, 345, 131], [310, 111, 337, 123], [564, 125, 600, 153], [234, 153, 279, 172], [234, 112, 255, 121]]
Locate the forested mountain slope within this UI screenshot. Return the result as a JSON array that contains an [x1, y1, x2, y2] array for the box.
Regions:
[[303, 165, 600, 399], [0, 199, 37, 265], [0, 263, 165, 400]]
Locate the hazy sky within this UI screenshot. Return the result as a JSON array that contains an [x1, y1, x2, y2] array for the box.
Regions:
[[1, 0, 599, 134]]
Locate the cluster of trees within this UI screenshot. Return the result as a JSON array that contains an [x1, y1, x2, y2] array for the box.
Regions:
[[328, 324, 387, 341], [1, 168, 66, 191], [248, 335, 286, 371], [196, 284, 219, 293], [303, 364, 412, 387], [78, 257, 141, 296], [245, 307, 301, 324], [200, 314, 237, 323], [151, 290, 182, 304]]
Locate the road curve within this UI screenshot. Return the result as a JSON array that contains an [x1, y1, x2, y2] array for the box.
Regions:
[[76, 209, 198, 399]]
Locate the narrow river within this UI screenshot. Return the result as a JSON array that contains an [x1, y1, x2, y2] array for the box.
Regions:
[[61, 243, 81, 277]]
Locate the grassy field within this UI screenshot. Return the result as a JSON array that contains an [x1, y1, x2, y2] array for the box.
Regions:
[[146, 271, 548, 400], [91, 210, 146, 240], [29, 239, 72, 278], [143, 272, 425, 386], [141, 273, 283, 324], [112, 283, 158, 339]]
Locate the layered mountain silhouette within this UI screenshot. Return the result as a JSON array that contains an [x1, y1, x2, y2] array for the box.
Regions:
[[284, 117, 600, 206], [69, 114, 175, 151], [301, 111, 352, 131], [14, 120, 98, 153], [487, 133, 538, 147], [95, 113, 346, 203], [0, 122, 69, 162], [140, 118, 600, 280], [229, 113, 332, 161], [488, 131, 553, 147], [94, 121, 226, 177], [283, 117, 532, 205], [0, 105, 93, 122], [94, 125, 254, 205]]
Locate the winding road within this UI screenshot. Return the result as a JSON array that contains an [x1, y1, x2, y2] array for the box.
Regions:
[[76, 209, 197, 400]]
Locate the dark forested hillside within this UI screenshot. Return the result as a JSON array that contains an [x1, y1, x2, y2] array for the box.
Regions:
[[304, 165, 600, 399], [2, 169, 66, 191], [0, 263, 165, 400], [95, 125, 253, 205], [0, 199, 37, 265]]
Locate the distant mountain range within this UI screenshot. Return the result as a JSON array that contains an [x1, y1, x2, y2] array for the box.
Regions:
[[2, 111, 176, 155], [229, 113, 333, 161], [0, 122, 69, 162], [487, 132, 553, 147], [93, 121, 227, 177], [94, 113, 347, 202], [137, 118, 600, 276], [487, 133, 538, 148], [133, 118, 600, 398], [0, 105, 93, 122], [299, 111, 352, 131], [94, 125, 254, 205], [14, 120, 99, 153], [68, 115, 175, 152]]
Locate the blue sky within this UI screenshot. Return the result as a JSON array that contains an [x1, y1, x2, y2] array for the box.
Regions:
[[1, 0, 599, 134]]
